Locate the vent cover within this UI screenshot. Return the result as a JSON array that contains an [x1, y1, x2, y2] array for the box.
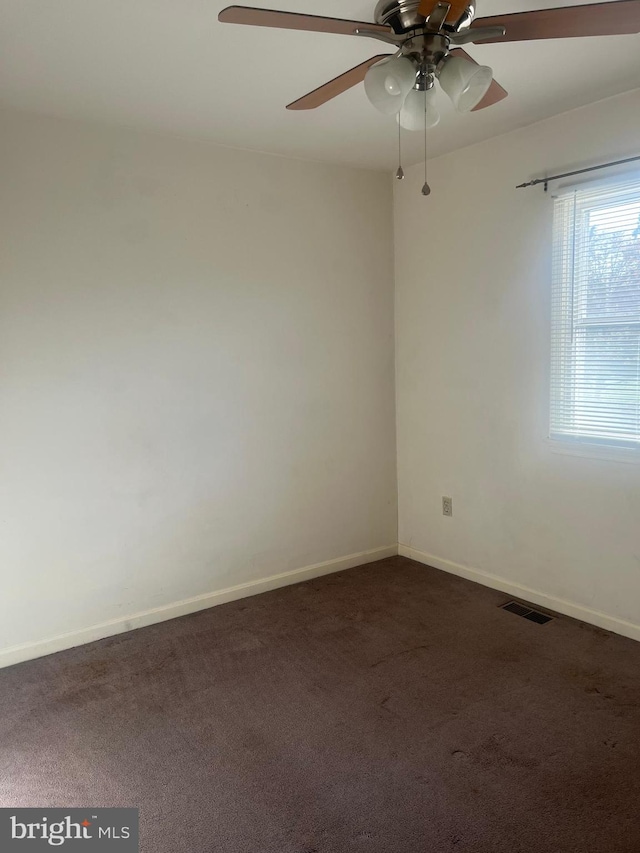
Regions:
[[501, 601, 554, 624]]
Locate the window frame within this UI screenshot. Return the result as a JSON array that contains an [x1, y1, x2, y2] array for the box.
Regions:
[[548, 171, 640, 461]]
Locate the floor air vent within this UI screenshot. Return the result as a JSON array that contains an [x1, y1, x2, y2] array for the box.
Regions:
[[501, 601, 554, 624]]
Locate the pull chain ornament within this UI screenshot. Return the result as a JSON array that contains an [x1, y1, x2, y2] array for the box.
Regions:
[[422, 88, 431, 196], [396, 116, 405, 180]]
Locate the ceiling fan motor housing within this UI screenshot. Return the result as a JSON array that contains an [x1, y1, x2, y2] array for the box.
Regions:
[[374, 0, 476, 34]]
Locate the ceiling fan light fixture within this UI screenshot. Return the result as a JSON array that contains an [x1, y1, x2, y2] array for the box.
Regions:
[[398, 87, 440, 132], [364, 55, 416, 115], [438, 54, 493, 113]]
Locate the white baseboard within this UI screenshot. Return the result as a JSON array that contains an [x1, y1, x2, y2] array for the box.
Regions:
[[8, 541, 635, 669], [0, 544, 398, 670], [398, 544, 640, 644]]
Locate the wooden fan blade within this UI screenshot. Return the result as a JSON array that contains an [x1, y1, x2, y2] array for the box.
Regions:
[[418, 0, 470, 24], [286, 55, 390, 110], [472, 78, 509, 111], [471, 0, 640, 43], [218, 6, 391, 37], [451, 49, 509, 111]]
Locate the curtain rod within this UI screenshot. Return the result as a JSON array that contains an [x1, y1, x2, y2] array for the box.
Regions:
[[516, 154, 640, 191]]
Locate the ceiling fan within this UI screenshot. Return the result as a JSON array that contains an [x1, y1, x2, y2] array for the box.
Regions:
[[219, 1, 640, 190]]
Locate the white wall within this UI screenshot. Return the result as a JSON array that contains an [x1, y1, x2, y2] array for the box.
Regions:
[[395, 89, 640, 640], [5, 86, 640, 667], [0, 109, 397, 665]]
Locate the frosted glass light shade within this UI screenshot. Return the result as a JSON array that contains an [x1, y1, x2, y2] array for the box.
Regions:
[[364, 56, 417, 115], [438, 55, 493, 112], [398, 88, 440, 131]]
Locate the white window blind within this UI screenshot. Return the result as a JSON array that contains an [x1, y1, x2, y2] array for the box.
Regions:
[[551, 175, 640, 449]]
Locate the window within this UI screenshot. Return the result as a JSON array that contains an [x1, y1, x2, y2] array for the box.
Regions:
[[550, 176, 640, 450]]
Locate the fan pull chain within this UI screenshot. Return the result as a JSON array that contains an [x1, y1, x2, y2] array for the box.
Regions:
[[422, 88, 431, 197], [396, 117, 405, 181]]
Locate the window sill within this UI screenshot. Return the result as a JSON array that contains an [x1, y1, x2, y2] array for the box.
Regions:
[[545, 437, 640, 465]]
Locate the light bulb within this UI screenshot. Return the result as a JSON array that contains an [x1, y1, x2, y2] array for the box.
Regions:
[[365, 56, 417, 115], [398, 88, 440, 132], [438, 54, 493, 113], [385, 76, 402, 96]]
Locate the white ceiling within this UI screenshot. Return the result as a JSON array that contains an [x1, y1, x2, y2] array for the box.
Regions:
[[1, 0, 639, 170]]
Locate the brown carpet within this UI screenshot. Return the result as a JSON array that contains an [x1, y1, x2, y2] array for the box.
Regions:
[[1, 556, 640, 852]]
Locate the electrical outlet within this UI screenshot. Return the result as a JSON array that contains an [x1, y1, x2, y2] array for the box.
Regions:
[[442, 496, 453, 517]]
